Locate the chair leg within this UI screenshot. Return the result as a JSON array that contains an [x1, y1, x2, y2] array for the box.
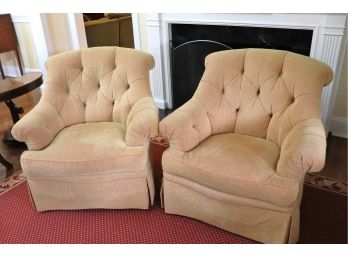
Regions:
[[0, 60, 5, 79]]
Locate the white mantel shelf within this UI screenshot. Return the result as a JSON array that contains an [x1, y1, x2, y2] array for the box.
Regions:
[[135, 13, 347, 134]]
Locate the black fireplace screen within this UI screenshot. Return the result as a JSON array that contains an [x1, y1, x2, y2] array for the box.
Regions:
[[170, 24, 313, 109]]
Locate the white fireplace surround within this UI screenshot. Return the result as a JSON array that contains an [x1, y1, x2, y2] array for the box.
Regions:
[[134, 13, 347, 133]]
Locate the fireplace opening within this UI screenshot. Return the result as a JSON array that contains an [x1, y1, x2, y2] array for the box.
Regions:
[[170, 24, 313, 109]]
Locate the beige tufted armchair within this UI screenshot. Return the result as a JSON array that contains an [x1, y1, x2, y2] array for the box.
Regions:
[[159, 49, 333, 243], [12, 47, 159, 211]]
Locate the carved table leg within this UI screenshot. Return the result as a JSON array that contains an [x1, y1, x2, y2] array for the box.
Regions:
[[3, 100, 25, 146], [0, 60, 5, 80], [5, 100, 23, 123]]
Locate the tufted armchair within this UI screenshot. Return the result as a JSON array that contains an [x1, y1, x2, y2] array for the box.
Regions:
[[159, 49, 333, 243], [12, 47, 159, 211]]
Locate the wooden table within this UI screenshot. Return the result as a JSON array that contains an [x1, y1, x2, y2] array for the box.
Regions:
[[0, 72, 43, 170]]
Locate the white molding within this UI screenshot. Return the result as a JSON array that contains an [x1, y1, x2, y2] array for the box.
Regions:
[[67, 13, 88, 50], [162, 20, 173, 108], [331, 116, 348, 138], [132, 13, 142, 50], [319, 18, 347, 135], [154, 98, 166, 109], [322, 27, 345, 35], [36, 14, 53, 58], [319, 33, 344, 132], [146, 14, 166, 109], [10, 14, 30, 23], [162, 18, 318, 31], [28, 14, 50, 91], [142, 13, 347, 133], [24, 68, 41, 73], [4, 65, 41, 77]]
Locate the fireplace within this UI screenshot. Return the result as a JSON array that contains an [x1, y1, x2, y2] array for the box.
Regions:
[[139, 13, 346, 133], [170, 24, 313, 108]]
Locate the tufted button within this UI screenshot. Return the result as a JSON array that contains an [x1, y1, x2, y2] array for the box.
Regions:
[[236, 108, 240, 112], [269, 113, 273, 118], [256, 88, 260, 95], [279, 71, 283, 76], [97, 83, 100, 88], [241, 68, 245, 74], [83, 102, 87, 107], [221, 88, 225, 94], [291, 97, 295, 103]]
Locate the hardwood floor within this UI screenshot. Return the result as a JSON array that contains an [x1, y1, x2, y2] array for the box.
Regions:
[[300, 182, 347, 243], [320, 134, 347, 182]]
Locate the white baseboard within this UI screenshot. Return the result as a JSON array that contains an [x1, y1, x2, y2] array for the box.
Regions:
[[154, 98, 167, 109], [3, 65, 41, 77], [331, 116, 348, 138]]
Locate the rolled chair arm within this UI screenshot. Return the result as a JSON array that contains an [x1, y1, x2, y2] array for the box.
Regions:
[[159, 99, 212, 152], [125, 96, 159, 146], [11, 100, 64, 150], [276, 118, 327, 179]]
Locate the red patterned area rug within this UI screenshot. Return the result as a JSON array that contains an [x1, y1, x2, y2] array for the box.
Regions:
[[0, 173, 255, 244], [304, 173, 347, 195]]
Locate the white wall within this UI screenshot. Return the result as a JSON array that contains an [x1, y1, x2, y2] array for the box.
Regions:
[[137, 13, 149, 51], [45, 13, 74, 55]]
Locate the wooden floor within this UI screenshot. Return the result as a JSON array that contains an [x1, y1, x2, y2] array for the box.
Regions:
[[320, 134, 347, 183]]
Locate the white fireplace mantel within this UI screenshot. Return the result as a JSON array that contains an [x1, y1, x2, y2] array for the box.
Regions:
[[135, 13, 347, 133]]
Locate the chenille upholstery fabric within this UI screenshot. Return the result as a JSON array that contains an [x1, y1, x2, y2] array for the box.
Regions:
[[12, 47, 159, 211], [159, 49, 333, 243]]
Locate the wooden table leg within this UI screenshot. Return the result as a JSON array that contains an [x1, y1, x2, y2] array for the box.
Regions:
[[5, 100, 23, 123], [0, 153, 12, 171], [0, 60, 5, 80], [2, 100, 25, 146]]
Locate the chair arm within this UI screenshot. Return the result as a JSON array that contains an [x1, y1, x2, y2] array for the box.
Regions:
[[11, 100, 64, 150], [276, 118, 327, 179], [159, 99, 212, 152], [125, 97, 159, 146]]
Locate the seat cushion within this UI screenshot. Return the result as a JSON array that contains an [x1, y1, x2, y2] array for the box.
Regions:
[[21, 122, 147, 177], [162, 133, 299, 207]]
